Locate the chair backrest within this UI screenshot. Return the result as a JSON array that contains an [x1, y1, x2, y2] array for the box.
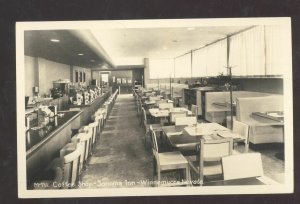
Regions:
[[94, 116, 102, 133], [79, 132, 93, 162], [159, 102, 174, 110], [142, 107, 148, 127], [199, 138, 233, 162], [175, 117, 197, 126], [170, 111, 187, 123], [222, 153, 264, 180], [149, 125, 159, 161], [60, 142, 77, 158], [62, 146, 81, 188], [88, 121, 98, 144], [191, 104, 199, 116], [156, 99, 167, 105], [196, 138, 233, 184], [149, 96, 161, 102], [232, 120, 249, 142]]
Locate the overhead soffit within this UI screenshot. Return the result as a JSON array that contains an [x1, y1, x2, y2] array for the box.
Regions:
[[24, 30, 107, 68]]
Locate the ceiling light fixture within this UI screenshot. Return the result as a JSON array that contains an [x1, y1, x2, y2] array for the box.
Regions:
[[50, 39, 60, 42], [78, 53, 84, 56], [163, 46, 168, 50]]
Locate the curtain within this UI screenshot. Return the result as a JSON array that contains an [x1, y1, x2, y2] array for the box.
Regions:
[[192, 47, 207, 77], [149, 58, 174, 79], [229, 26, 265, 76], [265, 25, 291, 75], [174, 53, 192, 78], [205, 39, 227, 76]]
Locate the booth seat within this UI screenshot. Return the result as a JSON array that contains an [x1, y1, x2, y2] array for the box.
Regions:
[[145, 83, 188, 99], [235, 95, 284, 144], [205, 91, 271, 123]]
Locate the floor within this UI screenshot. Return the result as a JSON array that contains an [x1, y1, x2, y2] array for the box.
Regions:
[[79, 94, 285, 188]]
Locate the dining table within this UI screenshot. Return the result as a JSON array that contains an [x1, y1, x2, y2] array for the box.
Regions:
[[162, 123, 234, 150], [161, 122, 248, 157], [148, 107, 193, 125]]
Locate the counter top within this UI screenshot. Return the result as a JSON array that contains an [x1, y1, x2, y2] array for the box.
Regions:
[[26, 110, 82, 157]]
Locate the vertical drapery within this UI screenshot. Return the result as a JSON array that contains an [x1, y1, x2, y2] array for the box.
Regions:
[[174, 53, 192, 78], [265, 25, 291, 75], [149, 58, 174, 79], [192, 39, 227, 77], [192, 47, 207, 77], [205, 39, 227, 76], [229, 26, 265, 76]]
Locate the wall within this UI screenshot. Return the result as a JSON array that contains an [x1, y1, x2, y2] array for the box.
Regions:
[[72, 66, 92, 86], [24, 56, 38, 98], [132, 68, 144, 86], [233, 78, 283, 94], [38, 58, 71, 96], [111, 70, 133, 94]]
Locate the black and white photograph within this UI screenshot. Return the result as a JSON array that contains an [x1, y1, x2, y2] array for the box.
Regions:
[[16, 18, 293, 198]]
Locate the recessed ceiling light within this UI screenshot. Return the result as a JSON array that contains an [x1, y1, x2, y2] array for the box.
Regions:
[[187, 27, 195, 31], [50, 39, 60, 42], [78, 53, 84, 56], [163, 46, 168, 50]]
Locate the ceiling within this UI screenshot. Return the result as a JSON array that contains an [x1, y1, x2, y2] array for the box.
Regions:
[[24, 25, 251, 68], [91, 26, 250, 65], [24, 30, 109, 68]]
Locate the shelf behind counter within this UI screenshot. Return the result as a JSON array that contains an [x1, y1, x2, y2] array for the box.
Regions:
[[69, 91, 110, 125], [26, 91, 111, 185]]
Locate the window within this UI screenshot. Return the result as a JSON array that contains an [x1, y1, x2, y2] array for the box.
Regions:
[[149, 58, 174, 79], [229, 26, 265, 76], [192, 47, 207, 77], [174, 53, 192, 78], [265, 25, 291, 76]]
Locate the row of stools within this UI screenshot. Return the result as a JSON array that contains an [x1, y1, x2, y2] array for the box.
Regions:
[[34, 90, 118, 189]]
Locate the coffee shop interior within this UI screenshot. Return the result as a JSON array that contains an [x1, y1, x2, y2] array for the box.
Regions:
[[21, 20, 291, 190]]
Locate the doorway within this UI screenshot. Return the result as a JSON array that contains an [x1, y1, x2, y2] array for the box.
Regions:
[[100, 73, 109, 90]]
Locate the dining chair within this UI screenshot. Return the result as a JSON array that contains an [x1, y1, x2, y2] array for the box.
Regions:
[[221, 153, 264, 180], [149, 125, 191, 186], [170, 111, 187, 123], [142, 107, 162, 147], [232, 120, 250, 152], [189, 137, 233, 185], [175, 117, 197, 126], [159, 102, 174, 110], [149, 96, 161, 102], [191, 104, 199, 118]]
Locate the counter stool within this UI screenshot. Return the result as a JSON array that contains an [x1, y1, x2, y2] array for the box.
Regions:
[[71, 132, 92, 171], [88, 121, 99, 152], [93, 116, 102, 140], [61, 145, 82, 188]]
